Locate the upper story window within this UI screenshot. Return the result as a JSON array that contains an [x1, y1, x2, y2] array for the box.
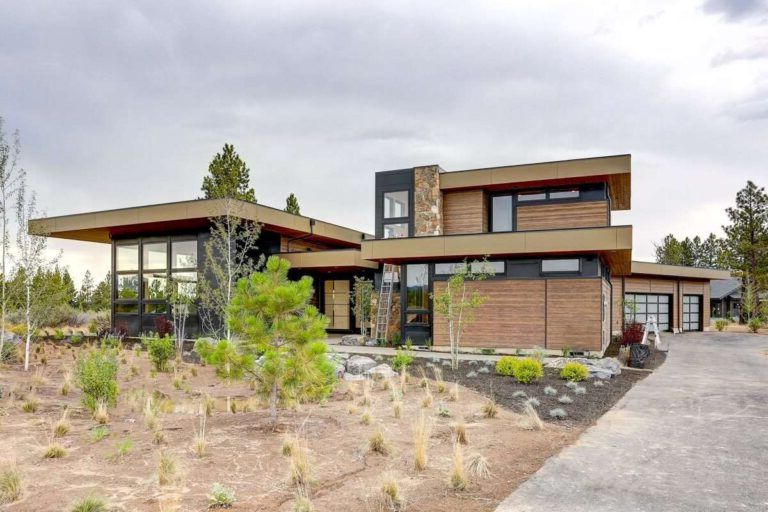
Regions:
[[116, 244, 139, 271], [517, 191, 547, 202], [435, 260, 505, 275], [491, 195, 513, 232], [541, 258, 581, 274], [143, 242, 167, 270], [549, 189, 580, 200], [171, 240, 197, 269], [383, 190, 409, 219], [383, 223, 409, 239]]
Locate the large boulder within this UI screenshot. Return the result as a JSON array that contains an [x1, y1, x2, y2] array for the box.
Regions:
[[340, 334, 367, 346], [545, 357, 622, 379], [366, 364, 398, 381], [343, 373, 366, 381], [345, 355, 377, 375]]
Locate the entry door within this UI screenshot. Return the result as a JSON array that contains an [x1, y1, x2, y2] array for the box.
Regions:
[[683, 295, 702, 331], [324, 280, 350, 330]]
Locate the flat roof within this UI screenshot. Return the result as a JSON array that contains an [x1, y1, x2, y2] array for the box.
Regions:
[[630, 261, 731, 281], [28, 198, 367, 247], [439, 154, 631, 210], [277, 249, 379, 271], [361, 225, 633, 275]]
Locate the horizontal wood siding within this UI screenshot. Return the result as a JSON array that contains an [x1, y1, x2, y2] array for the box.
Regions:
[[432, 280, 545, 348], [612, 277, 624, 333], [443, 190, 487, 235], [622, 277, 711, 331], [546, 279, 603, 351], [602, 278, 611, 349], [516, 200, 609, 231]]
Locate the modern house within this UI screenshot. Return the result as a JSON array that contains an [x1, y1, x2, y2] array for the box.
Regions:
[[29, 154, 730, 354], [711, 278, 742, 320]]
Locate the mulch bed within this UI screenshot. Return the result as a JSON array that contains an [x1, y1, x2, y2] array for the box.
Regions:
[[407, 358, 651, 427]]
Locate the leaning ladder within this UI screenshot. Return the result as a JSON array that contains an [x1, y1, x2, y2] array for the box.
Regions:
[[373, 263, 396, 344]]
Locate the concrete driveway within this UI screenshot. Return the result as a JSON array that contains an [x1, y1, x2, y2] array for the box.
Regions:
[[496, 332, 768, 512]]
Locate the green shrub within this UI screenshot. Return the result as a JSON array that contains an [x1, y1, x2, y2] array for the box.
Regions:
[[513, 358, 543, 384], [209, 483, 236, 508], [70, 334, 83, 346], [147, 336, 175, 372], [560, 362, 589, 382], [0, 341, 16, 363], [747, 317, 762, 333], [53, 329, 65, 341], [100, 336, 120, 350], [714, 319, 729, 332], [495, 356, 518, 376], [75, 349, 119, 412], [391, 349, 413, 372]]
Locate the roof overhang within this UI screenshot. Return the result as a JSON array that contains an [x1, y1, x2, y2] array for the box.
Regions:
[[28, 198, 366, 247], [630, 261, 732, 281], [361, 225, 633, 275], [439, 154, 631, 210], [278, 249, 379, 271]]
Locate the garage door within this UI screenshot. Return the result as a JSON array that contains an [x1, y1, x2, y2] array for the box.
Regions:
[[683, 295, 702, 331], [624, 293, 671, 331]]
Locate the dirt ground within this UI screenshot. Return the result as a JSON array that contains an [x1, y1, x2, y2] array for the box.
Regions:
[[0, 343, 593, 512]]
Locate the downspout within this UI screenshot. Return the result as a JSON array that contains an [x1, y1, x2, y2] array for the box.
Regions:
[[285, 218, 316, 252]]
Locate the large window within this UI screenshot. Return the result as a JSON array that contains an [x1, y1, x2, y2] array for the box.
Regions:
[[116, 274, 139, 299], [116, 244, 139, 271], [625, 293, 671, 331], [171, 240, 197, 269], [683, 295, 701, 331], [406, 264, 429, 312], [143, 242, 167, 270], [491, 195, 513, 232], [383, 190, 409, 219]]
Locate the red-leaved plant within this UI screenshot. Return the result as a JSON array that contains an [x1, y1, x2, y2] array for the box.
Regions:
[[621, 321, 644, 345]]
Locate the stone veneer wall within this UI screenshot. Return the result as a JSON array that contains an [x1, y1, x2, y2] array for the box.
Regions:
[[413, 165, 443, 237]]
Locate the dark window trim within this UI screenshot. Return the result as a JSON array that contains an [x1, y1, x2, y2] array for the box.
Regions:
[[488, 192, 515, 233]]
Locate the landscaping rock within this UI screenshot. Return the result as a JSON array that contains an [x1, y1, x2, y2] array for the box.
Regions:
[[545, 357, 622, 379], [340, 334, 367, 346], [366, 363, 398, 380], [364, 338, 379, 347], [334, 364, 346, 379], [345, 355, 377, 375], [343, 373, 366, 381]]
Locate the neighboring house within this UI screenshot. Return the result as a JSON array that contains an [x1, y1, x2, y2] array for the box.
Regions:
[[29, 154, 729, 354], [711, 278, 742, 321]]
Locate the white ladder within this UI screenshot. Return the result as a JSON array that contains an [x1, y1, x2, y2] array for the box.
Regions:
[[373, 263, 396, 344]]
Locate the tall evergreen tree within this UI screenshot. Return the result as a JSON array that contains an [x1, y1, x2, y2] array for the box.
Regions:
[[77, 270, 95, 310], [91, 272, 111, 311], [284, 193, 301, 215], [723, 180, 768, 294], [200, 143, 256, 202]]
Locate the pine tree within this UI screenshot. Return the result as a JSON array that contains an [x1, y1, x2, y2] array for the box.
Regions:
[[91, 272, 111, 311], [200, 144, 256, 202], [723, 181, 768, 295], [77, 270, 95, 310], [284, 193, 301, 215]]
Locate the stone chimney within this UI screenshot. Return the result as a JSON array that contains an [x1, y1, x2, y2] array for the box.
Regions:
[[413, 165, 443, 237]]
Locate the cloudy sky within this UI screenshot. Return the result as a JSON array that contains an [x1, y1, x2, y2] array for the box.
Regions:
[[2, 0, 767, 285]]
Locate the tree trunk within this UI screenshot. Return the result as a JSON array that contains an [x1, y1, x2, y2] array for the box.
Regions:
[[269, 381, 278, 428], [23, 281, 31, 371], [0, 211, 6, 362]]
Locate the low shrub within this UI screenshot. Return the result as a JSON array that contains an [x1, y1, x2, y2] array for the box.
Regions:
[[621, 321, 644, 344], [560, 362, 589, 382], [513, 358, 543, 384], [70, 334, 83, 346], [209, 483, 236, 508], [70, 495, 108, 512], [391, 349, 413, 372], [549, 408, 567, 419], [0, 462, 22, 504], [146, 336, 174, 372], [748, 317, 762, 333], [75, 349, 119, 412], [714, 319, 729, 332], [495, 356, 517, 376], [53, 329, 65, 341]]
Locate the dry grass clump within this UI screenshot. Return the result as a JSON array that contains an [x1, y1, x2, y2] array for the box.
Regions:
[[130, 365, 140, 377], [449, 382, 459, 402], [452, 421, 468, 445], [481, 398, 498, 419], [153, 428, 166, 445], [399, 370, 409, 393], [292, 492, 314, 512], [449, 442, 468, 491], [60, 370, 73, 396], [159, 397, 175, 414], [361, 410, 373, 425], [467, 452, 491, 479], [42, 442, 67, 459], [380, 379, 391, 392], [421, 386, 433, 408], [144, 398, 158, 431], [433, 367, 446, 393], [53, 409, 70, 438], [412, 412, 430, 471], [347, 404, 358, 415], [360, 380, 372, 407], [288, 440, 312, 487], [282, 436, 298, 457], [157, 451, 176, 486], [32, 367, 47, 388], [518, 402, 544, 431], [0, 462, 22, 504], [418, 367, 428, 388], [193, 414, 207, 458], [93, 400, 109, 424], [70, 494, 108, 512], [393, 400, 402, 419], [379, 473, 404, 511], [368, 426, 390, 456], [203, 393, 215, 417], [21, 395, 39, 413]]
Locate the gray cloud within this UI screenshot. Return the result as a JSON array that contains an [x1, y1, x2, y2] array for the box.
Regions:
[[711, 41, 768, 65], [702, 0, 768, 21], [1, 0, 767, 282]]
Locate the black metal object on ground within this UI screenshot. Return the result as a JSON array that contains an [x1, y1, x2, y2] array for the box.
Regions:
[[629, 344, 651, 368]]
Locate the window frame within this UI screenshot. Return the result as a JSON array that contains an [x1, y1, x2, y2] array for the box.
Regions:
[[489, 193, 514, 233], [540, 258, 582, 275]]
